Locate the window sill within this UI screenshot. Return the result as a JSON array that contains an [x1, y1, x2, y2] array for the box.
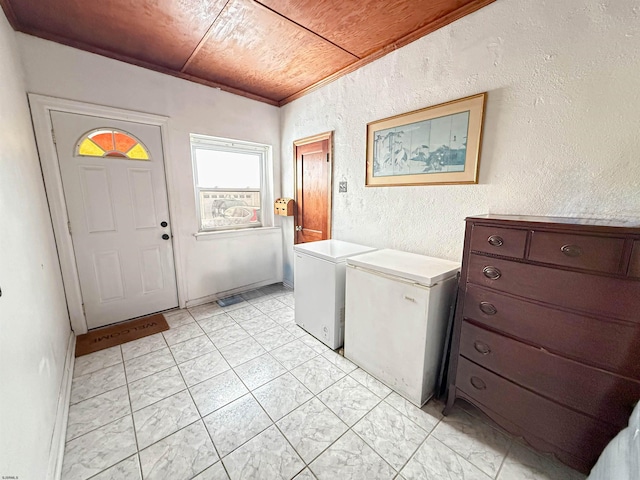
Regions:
[[194, 226, 281, 241]]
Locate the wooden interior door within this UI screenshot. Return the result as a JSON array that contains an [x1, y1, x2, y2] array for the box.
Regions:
[[294, 132, 332, 244]]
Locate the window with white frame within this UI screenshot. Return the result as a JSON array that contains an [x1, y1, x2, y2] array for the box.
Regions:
[[191, 134, 272, 232]]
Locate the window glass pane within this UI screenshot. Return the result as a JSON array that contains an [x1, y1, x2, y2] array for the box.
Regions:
[[90, 131, 115, 151], [127, 143, 150, 160], [78, 138, 105, 157], [199, 191, 261, 230], [195, 148, 260, 189], [114, 132, 137, 152], [77, 129, 150, 161]]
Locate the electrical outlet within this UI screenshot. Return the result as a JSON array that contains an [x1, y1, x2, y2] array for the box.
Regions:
[[339, 181, 347, 193]]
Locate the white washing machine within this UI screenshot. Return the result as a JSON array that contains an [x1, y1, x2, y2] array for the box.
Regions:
[[294, 240, 377, 349], [344, 249, 460, 406]]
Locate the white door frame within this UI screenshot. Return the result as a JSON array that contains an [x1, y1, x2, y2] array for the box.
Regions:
[[29, 94, 187, 334]]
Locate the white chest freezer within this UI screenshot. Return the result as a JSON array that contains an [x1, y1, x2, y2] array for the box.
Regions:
[[294, 240, 377, 349], [344, 249, 460, 406]]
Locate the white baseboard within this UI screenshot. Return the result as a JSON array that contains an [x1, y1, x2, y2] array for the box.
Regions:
[[47, 331, 76, 480]]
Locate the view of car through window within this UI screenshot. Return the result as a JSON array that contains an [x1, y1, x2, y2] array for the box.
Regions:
[[191, 136, 267, 231]]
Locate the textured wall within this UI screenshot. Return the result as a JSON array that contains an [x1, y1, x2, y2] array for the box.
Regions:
[[280, 0, 640, 284], [0, 11, 71, 480], [18, 34, 283, 304]]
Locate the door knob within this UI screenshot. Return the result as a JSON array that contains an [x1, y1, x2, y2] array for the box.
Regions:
[[162, 234, 170, 240], [161, 221, 168, 227]]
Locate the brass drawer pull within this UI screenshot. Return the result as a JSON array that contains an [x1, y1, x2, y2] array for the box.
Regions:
[[487, 235, 504, 247], [479, 302, 497, 315], [474, 341, 491, 355], [470, 376, 487, 390], [483, 266, 502, 280], [561, 244, 583, 257]]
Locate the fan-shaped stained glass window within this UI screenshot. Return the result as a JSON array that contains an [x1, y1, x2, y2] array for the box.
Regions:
[[76, 129, 150, 160]]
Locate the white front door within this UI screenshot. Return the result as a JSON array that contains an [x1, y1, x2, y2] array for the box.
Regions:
[[51, 111, 178, 329]]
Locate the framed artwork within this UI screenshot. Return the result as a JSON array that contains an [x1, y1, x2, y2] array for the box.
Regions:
[[366, 93, 487, 186]]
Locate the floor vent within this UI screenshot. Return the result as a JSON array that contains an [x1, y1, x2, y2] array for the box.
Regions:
[[217, 294, 244, 307]]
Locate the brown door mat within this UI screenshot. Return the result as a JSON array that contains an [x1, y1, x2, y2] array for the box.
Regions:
[[75, 313, 169, 357]]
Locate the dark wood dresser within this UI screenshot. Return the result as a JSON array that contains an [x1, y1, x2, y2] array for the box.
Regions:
[[445, 215, 640, 473]]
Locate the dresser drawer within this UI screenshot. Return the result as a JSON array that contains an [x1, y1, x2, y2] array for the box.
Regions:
[[470, 225, 528, 258], [456, 357, 620, 468], [463, 284, 640, 377], [467, 254, 640, 323], [629, 240, 640, 278], [528, 231, 625, 274], [459, 321, 640, 427]]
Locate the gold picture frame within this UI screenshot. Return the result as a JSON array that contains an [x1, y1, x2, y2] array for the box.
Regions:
[[366, 93, 487, 186]]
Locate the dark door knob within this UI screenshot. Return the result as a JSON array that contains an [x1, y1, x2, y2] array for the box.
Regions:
[[161, 221, 168, 227], [162, 234, 170, 240]]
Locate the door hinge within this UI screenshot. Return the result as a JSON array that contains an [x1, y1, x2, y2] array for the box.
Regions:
[[326, 153, 329, 162], [81, 303, 86, 316], [67, 221, 72, 235], [51, 128, 56, 144]]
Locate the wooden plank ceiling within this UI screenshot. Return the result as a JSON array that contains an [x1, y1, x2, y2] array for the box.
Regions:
[[1, 0, 494, 106]]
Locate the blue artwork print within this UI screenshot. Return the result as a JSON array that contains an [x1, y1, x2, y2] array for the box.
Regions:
[[373, 111, 470, 177]]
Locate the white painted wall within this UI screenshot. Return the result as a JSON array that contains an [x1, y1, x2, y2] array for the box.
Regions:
[[17, 34, 283, 305], [280, 0, 640, 284], [0, 12, 71, 480]]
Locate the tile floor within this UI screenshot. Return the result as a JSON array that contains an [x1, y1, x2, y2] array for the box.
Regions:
[[62, 283, 586, 480]]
